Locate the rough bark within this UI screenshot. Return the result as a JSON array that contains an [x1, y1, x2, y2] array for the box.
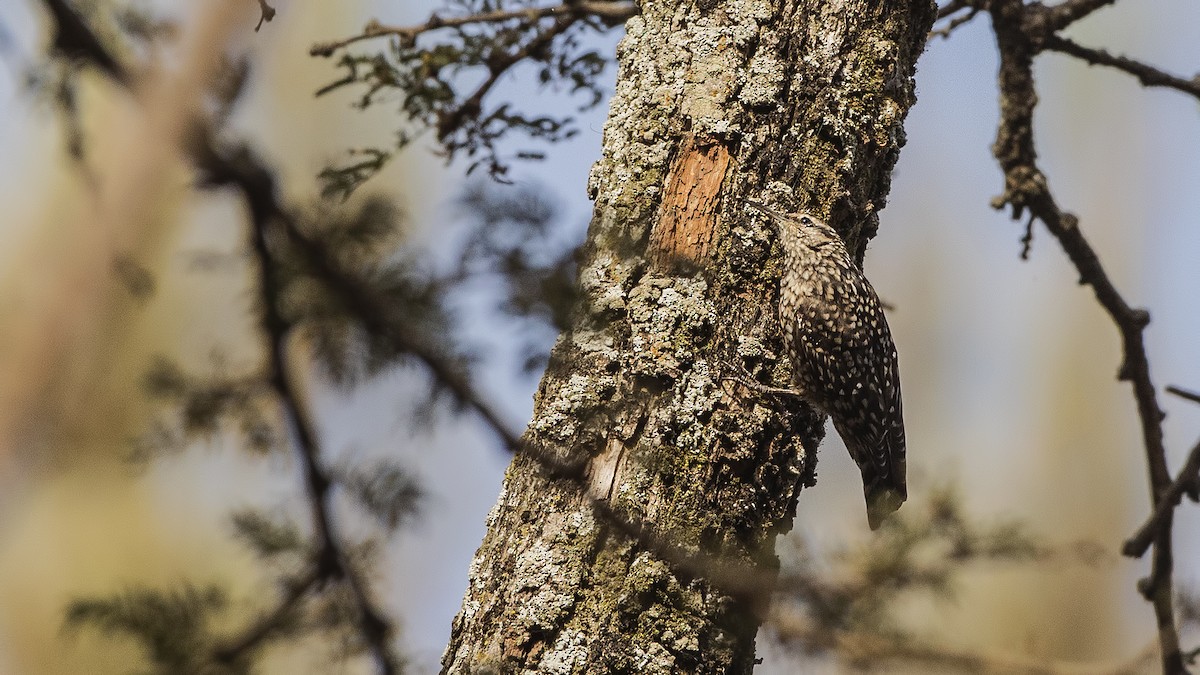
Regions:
[[442, 1, 936, 672]]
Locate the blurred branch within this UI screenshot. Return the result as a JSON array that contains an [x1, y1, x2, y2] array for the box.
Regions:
[[186, 144, 524, 450], [986, 0, 1185, 671], [764, 489, 1122, 672], [771, 612, 1159, 675], [1045, 36, 1200, 99], [226, 140, 399, 674], [248, 178, 398, 672], [42, 0, 128, 83], [1034, 0, 1118, 32], [35, 2, 405, 671], [269, 207, 525, 450], [309, 1, 637, 57], [254, 0, 275, 32], [928, 4, 980, 41], [212, 567, 320, 664]]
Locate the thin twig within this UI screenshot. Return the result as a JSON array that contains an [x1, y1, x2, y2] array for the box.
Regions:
[[310, 1, 637, 57], [254, 0, 276, 32], [436, 13, 577, 141], [928, 6, 981, 41], [771, 614, 1160, 675], [1019, 212, 1034, 260], [1167, 386, 1200, 406], [1038, 0, 1119, 33], [1045, 36, 1200, 99], [1124, 438, 1200, 558], [936, 0, 970, 21], [213, 567, 320, 663]]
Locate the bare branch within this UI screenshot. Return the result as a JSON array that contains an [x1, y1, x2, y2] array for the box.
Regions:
[[928, 6, 981, 41], [435, 13, 576, 142], [1167, 386, 1200, 406], [771, 614, 1159, 675], [225, 147, 399, 674], [987, 1, 1185, 670], [310, 1, 637, 57], [1045, 36, 1200, 99], [1038, 0, 1119, 33], [1124, 438, 1200, 559]]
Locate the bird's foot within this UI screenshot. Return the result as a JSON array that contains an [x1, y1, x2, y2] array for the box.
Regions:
[[720, 363, 805, 400]]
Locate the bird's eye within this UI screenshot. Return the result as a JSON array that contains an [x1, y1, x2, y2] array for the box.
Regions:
[[800, 216, 812, 226]]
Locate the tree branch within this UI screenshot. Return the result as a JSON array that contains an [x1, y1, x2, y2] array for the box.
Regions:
[[1124, 438, 1200, 559], [227, 146, 399, 675], [1044, 36, 1200, 99], [929, 5, 981, 41], [987, 1, 1184, 671], [310, 1, 637, 57], [1167, 386, 1200, 406], [771, 613, 1160, 675], [212, 567, 320, 664], [435, 12, 577, 142], [1038, 0, 1119, 33]]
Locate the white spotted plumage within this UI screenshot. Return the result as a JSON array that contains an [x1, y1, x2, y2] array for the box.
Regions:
[[747, 201, 907, 529]]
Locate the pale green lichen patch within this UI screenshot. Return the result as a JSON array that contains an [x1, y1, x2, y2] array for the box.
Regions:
[[512, 539, 579, 627], [740, 47, 785, 107], [533, 629, 589, 674], [531, 373, 608, 442], [834, 32, 909, 148], [588, 10, 674, 229], [626, 275, 714, 379], [578, 248, 636, 318], [673, 360, 721, 426]]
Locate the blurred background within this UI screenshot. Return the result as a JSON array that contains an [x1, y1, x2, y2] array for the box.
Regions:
[[0, 1, 1198, 673]]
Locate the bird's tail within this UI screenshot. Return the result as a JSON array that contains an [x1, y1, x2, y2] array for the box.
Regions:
[[833, 420, 907, 529], [864, 481, 906, 530]]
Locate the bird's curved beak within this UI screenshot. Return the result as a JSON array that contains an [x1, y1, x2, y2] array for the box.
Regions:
[[745, 200, 788, 224]]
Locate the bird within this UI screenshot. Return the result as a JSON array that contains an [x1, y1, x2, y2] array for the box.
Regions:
[[745, 200, 907, 530]]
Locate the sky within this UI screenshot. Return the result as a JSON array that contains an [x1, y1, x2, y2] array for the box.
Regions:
[[0, 1, 1199, 673]]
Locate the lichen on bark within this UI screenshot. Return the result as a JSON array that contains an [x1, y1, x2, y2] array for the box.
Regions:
[[443, 1, 936, 672]]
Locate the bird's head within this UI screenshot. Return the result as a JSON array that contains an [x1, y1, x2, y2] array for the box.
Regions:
[[745, 200, 844, 257]]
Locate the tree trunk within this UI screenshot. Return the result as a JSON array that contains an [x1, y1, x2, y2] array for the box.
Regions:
[[443, 1, 936, 672]]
